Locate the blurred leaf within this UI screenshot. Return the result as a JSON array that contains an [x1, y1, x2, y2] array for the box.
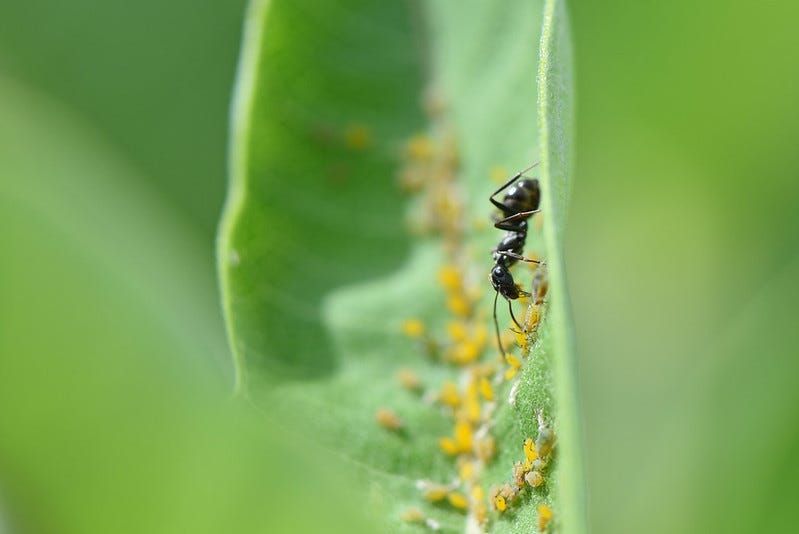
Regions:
[[0, 75, 369, 534], [219, 0, 581, 531], [0, 0, 246, 231]]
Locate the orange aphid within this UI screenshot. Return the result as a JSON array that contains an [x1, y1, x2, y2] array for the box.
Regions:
[[478, 377, 494, 401], [447, 321, 469, 342], [538, 503, 554, 531], [343, 123, 372, 150], [475, 435, 496, 463], [402, 318, 425, 337], [400, 508, 425, 523], [458, 460, 475, 481], [375, 408, 403, 430], [397, 368, 421, 391], [526, 470, 544, 488], [447, 294, 471, 317]]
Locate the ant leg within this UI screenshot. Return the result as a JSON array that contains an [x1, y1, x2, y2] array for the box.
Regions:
[[494, 209, 541, 231], [508, 299, 524, 331], [488, 161, 540, 211], [493, 291, 507, 357], [495, 250, 543, 264]]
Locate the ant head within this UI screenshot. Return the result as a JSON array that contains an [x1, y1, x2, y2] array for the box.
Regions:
[[490, 264, 520, 299]]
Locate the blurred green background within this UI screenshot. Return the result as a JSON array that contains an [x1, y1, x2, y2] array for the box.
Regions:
[[1, 0, 798, 532]]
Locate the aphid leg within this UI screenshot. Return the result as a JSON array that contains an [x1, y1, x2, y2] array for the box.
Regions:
[[488, 161, 541, 211], [494, 209, 541, 231], [493, 291, 507, 357], [495, 250, 543, 265]]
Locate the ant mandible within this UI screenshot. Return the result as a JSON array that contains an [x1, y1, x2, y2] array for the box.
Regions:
[[489, 161, 543, 357]]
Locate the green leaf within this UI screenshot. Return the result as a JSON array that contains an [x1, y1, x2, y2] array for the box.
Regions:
[[0, 75, 369, 534], [219, 0, 584, 531]]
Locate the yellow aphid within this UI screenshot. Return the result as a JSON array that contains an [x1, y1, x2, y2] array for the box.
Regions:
[[478, 377, 494, 401], [504, 367, 518, 381], [437, 265, 462, 291], [538, 503, 554, 532], [421, 483, 450, 502], [532, 267, 549, 304], [525, 251, 541, 268], [514, 329, 528, 348], [439, 437, 460, 456], [405, 134, 434, 161], [494, 494, 507, 512], [535, 412, 556, 458], [343, 123, 372, 150], [447, 321, 468, 342], [536, 428, 555, 458], [439, 382, 461, 407], [475, 436, 496, 463], [454, 420, 473, 451], [524, 438, 537, 461], [527, 305, 541, 329], [472, 324, 488, 350], [402, 318, 425, 337], [400, 508, 425, 523], [447, 294, 471, 317], [397, 368, 421, 391], [464, 397, 481, 423], [375, 408, 402, 430], [526, 470, 544, 488], [448, 492, 469, 510], [523, 457, 534, 471], [449, 342, 479, 365], [505, 353, 521, 369], [490, 165, 509, 184], [458, 459, 475, 481], [471, 485, 485, 502], [465, 379, 479, 400]]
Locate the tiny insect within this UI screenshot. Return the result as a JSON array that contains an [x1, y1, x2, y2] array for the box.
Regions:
[[535, 410, 556, 459], [488, 162, 543, 356]]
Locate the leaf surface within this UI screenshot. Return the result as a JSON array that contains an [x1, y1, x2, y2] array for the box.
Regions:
[[219, 0, 583, 531]]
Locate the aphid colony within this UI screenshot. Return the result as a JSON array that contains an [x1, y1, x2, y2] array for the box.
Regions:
[[373, 89, 556, 531], [489, 411, 556, 518]]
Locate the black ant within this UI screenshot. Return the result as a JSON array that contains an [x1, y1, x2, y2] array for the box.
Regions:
[[489, 162, 543, 356]]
